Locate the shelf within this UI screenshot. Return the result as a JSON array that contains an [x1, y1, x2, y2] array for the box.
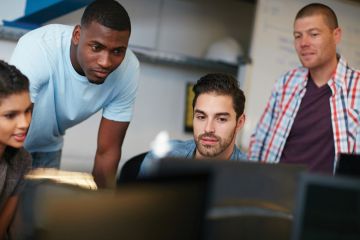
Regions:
[[130, 46, 249, 75]]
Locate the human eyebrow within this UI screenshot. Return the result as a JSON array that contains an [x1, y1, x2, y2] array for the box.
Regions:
[[215, 112, 230, 117], [194, 109, 206, 115]]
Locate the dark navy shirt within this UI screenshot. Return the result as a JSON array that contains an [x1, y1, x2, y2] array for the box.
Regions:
[[280, 76, 334, 174]]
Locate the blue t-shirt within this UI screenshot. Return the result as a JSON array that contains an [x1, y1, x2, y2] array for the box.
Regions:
[[10, 24, 140, 152], [140, 139, 247, 176]]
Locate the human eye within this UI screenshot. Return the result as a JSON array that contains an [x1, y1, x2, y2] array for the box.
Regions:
[[195, 114, 206, 120], [217, 117, 228, 123], [25, 106, 33, 115], [4, 112, 16, 119], [113, 48, 126, 56], [91, 44, 101, 52], [293, 33, 301, 39], [310, 31, 319, 38]]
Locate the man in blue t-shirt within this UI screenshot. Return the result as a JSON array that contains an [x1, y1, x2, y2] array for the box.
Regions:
[[140, 73, 247, 176], [10, 0, 140, 188]]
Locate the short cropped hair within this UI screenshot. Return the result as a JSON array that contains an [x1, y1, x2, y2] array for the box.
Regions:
[[192, 73, 245, 120], [81, 0, 131, 32], [0, 60, 29, 101], [295, 3, 338, 29]]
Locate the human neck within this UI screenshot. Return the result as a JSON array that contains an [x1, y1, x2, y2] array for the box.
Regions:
[[309, 57, 338, 87]]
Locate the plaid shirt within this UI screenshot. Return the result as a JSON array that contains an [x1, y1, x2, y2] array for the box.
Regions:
[[248, 56, 360, 171]]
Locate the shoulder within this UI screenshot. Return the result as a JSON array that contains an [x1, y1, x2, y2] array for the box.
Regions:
[[169, 139, 195, 148], [232, 145, 247, 161], [19, 24, 72, 43], [10, 148, 32, 171], [4, 148, 31, 184], [107, 49, 140, 87], [274, 66, 308, 90], [116, 49, 140, 73]]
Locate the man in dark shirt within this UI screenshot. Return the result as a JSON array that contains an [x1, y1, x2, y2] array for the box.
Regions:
[[248, 3, 360, 174]]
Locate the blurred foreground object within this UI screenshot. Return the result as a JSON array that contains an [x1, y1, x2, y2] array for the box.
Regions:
[[25, 168, 97, 190], [150, 131, 171, 159]]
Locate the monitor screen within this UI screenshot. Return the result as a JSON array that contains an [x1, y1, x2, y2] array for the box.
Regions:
[[157, 158, 306, 213], [292, 173, 360, 240], [336, 153, 360, 178]]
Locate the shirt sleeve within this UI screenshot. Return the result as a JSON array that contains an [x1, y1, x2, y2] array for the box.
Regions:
[[248, 78, 282, 161], [102, 51, 140, 122]]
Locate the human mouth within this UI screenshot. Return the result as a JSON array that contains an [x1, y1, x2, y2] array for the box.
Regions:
[[200, 136, 219, 145], [13, 132, 26, 142], [301, 52, 315, 58], [93, 70, 110, 79]]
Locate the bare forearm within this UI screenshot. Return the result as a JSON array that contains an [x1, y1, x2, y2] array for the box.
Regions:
[[92, 151, 121, 189]]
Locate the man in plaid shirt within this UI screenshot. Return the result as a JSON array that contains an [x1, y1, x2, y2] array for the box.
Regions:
[[248, 3, 360, 174]]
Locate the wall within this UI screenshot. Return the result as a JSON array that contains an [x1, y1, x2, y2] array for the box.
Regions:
[[0, 0, 255, 172], [4, 0, 358, 174]]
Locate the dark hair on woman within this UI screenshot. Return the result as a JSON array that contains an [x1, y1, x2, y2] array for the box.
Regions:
[[0, 60, 30, 163], [0, 60, 29, 100], [81, 0, 131, 32], [192, 73, 246, 120]]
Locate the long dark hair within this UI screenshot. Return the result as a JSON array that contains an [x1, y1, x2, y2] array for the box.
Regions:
[[0, 60, 30, 163]]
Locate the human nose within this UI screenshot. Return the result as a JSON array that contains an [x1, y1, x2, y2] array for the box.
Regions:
[[299, 35, 310, 47], [204, 119, 215, 133], [18, 113, 31, 129], [98, 52, 112, 69]]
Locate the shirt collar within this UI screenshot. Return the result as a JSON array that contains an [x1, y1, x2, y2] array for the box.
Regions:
[[327, 55, 348, 95]]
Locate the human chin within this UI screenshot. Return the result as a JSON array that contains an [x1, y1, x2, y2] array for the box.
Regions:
[[87, 78, 106, 85], [195, 137, 222, 158], [86, 73, 106, 85]]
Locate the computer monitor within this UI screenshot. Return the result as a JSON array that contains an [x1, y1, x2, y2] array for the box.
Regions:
[[336, 153, 360, 178], [156, 158, 306, 240], [291, 173, 360, 240], [156, 158, 306, 212], [29, 174, 210, 240]]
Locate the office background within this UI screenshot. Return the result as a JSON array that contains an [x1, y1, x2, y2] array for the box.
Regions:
[[0, 0, 359, 173]]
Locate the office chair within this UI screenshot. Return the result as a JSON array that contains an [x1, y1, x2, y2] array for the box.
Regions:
[[117, 152, 148, 184]]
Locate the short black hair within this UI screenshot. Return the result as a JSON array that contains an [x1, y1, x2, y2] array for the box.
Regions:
[[81, 0, 131, 32], [0, 60, 29, 101], [295, 3, 338, 29], [192, 73, 245, 119]]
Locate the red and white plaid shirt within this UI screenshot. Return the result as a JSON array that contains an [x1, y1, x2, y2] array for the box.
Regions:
[[248, 56, 360, 172]]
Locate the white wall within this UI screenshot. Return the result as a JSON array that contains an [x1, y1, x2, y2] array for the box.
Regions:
[[0, 0, 254, 173]]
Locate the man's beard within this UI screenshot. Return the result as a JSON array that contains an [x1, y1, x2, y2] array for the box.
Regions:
[[194, 129, 236, 159]]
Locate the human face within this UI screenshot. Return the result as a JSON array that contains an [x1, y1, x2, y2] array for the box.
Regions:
[[71, 21, 130, 84], [193, 93, 245, 160], [0, 92, 32, 156], [293, 14, 341, 72]]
